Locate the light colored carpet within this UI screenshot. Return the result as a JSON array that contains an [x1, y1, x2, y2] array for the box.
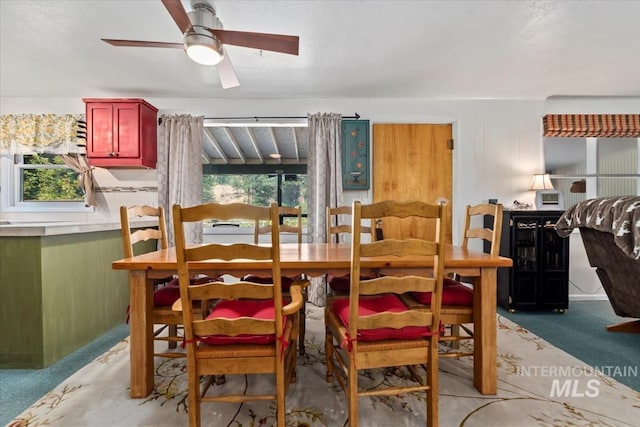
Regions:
[[8, 306, 640, 427]]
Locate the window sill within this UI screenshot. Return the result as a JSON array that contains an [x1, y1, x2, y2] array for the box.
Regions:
[[3, 203, 95, 213]]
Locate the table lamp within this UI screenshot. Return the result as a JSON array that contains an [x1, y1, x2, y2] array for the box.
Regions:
[[530, 174, 564, 210]]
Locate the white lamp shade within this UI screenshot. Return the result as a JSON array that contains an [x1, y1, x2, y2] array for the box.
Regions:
[[529, 173, 554, 190], [184, 33, 223, 66]]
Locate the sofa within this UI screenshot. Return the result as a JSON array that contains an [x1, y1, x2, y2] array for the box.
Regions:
[[556, 196, 640, 333]]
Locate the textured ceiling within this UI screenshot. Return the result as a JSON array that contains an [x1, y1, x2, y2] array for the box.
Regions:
[[203, 125, 308, 165], [2, 0, 640, 100], [2, 0, 639, 165]]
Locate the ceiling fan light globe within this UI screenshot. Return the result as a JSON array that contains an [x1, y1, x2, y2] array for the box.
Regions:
[[184, 33, 223, 65]]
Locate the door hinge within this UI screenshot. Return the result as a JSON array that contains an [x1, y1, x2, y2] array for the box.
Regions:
[[447, 139, 454, 150]]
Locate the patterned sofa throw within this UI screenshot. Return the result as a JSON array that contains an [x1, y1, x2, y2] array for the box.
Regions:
[[556, 196, 640, 260]]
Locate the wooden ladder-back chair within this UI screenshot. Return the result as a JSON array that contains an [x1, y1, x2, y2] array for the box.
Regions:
[[120, 205, 189, 358], [325, 200, 448, 427], [172, 202, 304, 427], [326, 205, 373, 297], [402, 203, 503, 359], [326, 205, 373, 243], [246, 205, 310, 354]]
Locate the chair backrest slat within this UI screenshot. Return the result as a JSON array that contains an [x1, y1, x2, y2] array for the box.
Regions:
[[188, 280, 274, 301], [326, 205, 372, 243], [359, 275, 436, 296], [360, 238, 437, 258], [357, 310, 433, 331], [193, 317, 276, 337], [186, 243, 273, 262], [255, 206, 303, 244]]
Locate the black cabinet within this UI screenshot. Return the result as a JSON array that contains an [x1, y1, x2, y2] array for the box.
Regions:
[[495, 210, 569, 312]]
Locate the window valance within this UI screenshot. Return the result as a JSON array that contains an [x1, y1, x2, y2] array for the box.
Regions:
[[0, 114, 86, 154], [543, 114, 640, 138]]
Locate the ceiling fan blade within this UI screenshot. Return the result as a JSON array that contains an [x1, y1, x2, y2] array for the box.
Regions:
[[161, 0, 193, 34], [208, 29, 299, 56], [102, 39, 183, 49], [218, 50, 240, 89]]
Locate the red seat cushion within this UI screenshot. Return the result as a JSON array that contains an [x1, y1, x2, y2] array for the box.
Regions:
[[153, 284, 180, 306], [327, 273, 378, 292], [243, 274, 295, 290], [153, 276, 221, 307], [198, 299, 278, 345], [412, 278, 473, 306], [331, 294, 436, 341]]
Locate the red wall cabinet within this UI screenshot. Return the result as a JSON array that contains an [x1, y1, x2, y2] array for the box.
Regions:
[[83, 98, 158, 168]]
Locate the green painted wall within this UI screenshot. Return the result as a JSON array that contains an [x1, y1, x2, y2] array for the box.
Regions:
[[0, 230, 146, 368]]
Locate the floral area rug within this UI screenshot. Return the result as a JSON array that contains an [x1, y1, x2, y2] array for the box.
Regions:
[[9, 306, 640, 427]]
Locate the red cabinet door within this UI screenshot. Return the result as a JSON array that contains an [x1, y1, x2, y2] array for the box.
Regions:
[[86, 103, 114, 158], [113, 103, 140, 158]]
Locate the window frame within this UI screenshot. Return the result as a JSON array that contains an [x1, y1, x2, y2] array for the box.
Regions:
[[0, 154, 93, 213]]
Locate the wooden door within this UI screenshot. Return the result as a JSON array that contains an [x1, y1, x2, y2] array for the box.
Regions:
[[373, 123, 453, 243]]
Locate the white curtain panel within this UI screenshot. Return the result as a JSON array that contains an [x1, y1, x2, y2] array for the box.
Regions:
[[307, 112, 343, 306], [157, 115, 204, 246]]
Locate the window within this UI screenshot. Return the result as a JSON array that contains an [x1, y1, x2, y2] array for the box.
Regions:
[[199, 122, 308, 233], [0, 154, 90, 212], [544, 137, 640, 207], [202, 171, 307, 229]]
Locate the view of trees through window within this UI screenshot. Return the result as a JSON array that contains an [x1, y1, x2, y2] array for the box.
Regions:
[[21, 154, 83, 202], [203, 173, 307, 227]]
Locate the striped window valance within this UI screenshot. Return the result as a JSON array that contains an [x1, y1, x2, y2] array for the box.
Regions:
[[543, 114, 640, 138]]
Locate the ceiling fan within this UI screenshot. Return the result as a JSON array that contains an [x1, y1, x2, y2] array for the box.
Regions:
[[101, 0, 299, 89]]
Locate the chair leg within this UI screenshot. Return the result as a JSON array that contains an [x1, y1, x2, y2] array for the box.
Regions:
[[426, 345, 439, 427], [168, 324, 178, 349], [347, 353, 358, 427], [450, 324, 461, 349], [276, 366, 286, 427], [288, 324, 298, 384], [189, 370, 201, 427], [325, 319, 334, 383], [299, 292, 307, 355]]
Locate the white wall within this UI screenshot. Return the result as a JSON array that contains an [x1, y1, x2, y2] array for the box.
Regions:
[[3, 95, 640, 301], [0, 96, 548, 228]]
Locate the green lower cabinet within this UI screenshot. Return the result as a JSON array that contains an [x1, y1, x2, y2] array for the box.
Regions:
[[0, 230, 142, 368]]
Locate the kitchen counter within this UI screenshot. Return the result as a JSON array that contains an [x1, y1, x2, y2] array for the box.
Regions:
[[0, 219, 157, 368], [0, 220, 155, 237]]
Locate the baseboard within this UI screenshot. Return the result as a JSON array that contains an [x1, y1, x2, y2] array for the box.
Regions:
[[569, 294, 609, 301]]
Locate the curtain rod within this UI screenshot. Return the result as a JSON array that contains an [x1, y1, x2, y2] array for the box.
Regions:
[[158, 112, 360, 125]]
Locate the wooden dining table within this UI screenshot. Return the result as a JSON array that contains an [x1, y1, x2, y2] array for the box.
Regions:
[[112, 242, 512, 398]]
